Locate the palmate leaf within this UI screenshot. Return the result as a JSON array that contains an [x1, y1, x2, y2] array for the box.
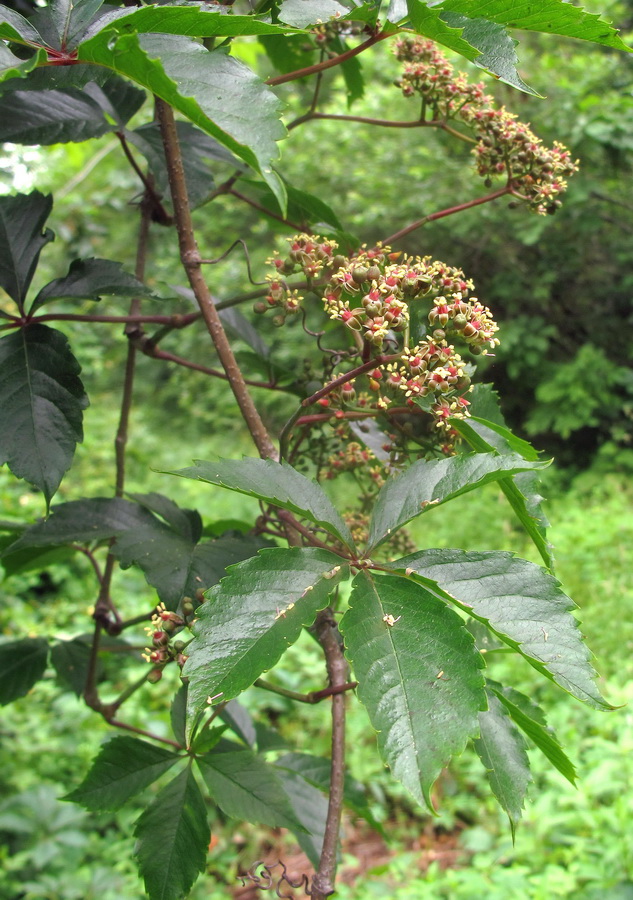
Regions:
[[171, 457, 355, 550], [389, 549, 608, 709], [197, 738, 306, 832], [0, 637, 49, 705], [474, 688, 531, 837], [134, 764, 209, 900], [0, 325, 87, 505], [31, 258, 153, 311], [367, 450, 548, 552], [65, 736, 180, 811], [0, 192, 54, 311], [183, 547, 347, 741], [340, 571, 486, 810], [77, 30, 287, 209], [29, 0, 107, 51]]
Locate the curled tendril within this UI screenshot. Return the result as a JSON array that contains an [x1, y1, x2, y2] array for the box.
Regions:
[[239, 860, 313, 898]]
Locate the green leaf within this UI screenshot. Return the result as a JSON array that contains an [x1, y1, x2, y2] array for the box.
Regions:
[[77, 31, 287, 210], [30, 0, 106, 51], [1, 542, 77, 577], [453, 394, 553, 567], [437, 0, 630, 51], [171, 457, 355, 550], [367, 450, 548, 552], [31, 258, 152, 311], [389, 549, 608, 709], [340, 571, 486, 810], [197, 738, 306, 831], [134, 765, 209, 900], [127, 122, 237, 211], [4, 497, 265, 608], [170, 685, 188, 747], [50, 636, 93, 696], [218, 699, 257, 748], [0, 325, 87, 505], [492, 684, 577, 785], [0, 5, 43, 43], [0, 87, 114, 145], [474, 688, 531, 837], [439, 12, 539, 96], [259, 32, 315, 75], [0, 637, 48, 705], [0, 191, 54, 310], [0, 44, 47, 84], [271, 765, 329, 867], [65, 736, 180, 811], [277, 0, 352, 28], [183, 547, 347, 739]]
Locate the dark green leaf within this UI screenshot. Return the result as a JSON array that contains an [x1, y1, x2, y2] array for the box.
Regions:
[[367, 450, 548, 552], [134, 765, 209, 900], [271, 765, 329, 867], [31, 258, 152, 311], [275, 751, 381, 830], [0, 191, 54, 310], [0, 87, 114, 145], [0, 637, 48, 705], [77, 32, 287, 209], [218, 699, 257, 748], [389, 549, 608, 710], [0, 4, 43, 43], [65, 736, 180, 811], [259, 32, 315, 75], [474, 688, 531, 836], [197, 738, 306, 831], [127, 121, 242, 211], [127, 492, 202, 544], [340, 571, 485, 810], [437, 0, 630, 51], [184, 534, 270, 600], [183, 547, 347, 740], [0, 325, 87, 505], [220, 307, 271, 359], [492, 685, 577, 785], [51, 636, 93, 695], [1, 542, 77, 576], [171, 457, 355, 550], [29, 0, 106, 51], [170, 685, 188, 747]]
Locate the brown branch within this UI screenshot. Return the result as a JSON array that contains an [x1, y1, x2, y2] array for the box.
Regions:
[[312, 608, 349, 899], [267, 29, 390, 87], [107, 717, 184, 750], [29, 312, 201, 327], [156, 97, 278, 460], [381, 184, 513, 245], [254, 677, 357, 704], [139, 341, 284, 391], [288, 112, 476, 144]]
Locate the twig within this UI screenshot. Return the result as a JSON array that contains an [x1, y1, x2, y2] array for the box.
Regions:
[[156, 97, 278, 461], [266, 29, 390, 87], [228, 189, 304, 231], [107, 717, 184, 750], [139, 342, 284, 391], [254, 677, 357, 704], [382, 184, 513, 245], [288, 112, 476, 144]]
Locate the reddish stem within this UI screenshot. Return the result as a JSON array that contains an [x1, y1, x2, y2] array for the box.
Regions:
[[266, 30, 390, 87]]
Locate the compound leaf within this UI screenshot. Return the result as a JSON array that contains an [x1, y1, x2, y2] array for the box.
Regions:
[[0, 325, 87, 505], [197, 738, 306, 831], [171, 457, 355, 550], [0, 637, 48, 705], [183, 547, 347, 740], [340, 571, 486, 810], [66, 736, 180, 811], [134, 765, 209, 900], [389, 549, 608, 709], [367, 450, 548, 552]]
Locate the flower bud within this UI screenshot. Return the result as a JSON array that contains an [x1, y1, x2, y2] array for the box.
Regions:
[[147, 668, 163, 684], [352, 266, 369, 284]]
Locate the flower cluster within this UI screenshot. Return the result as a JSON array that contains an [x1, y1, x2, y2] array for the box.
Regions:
[[393, 36, 579, 215], [321, 441, 385, 486], [141, 600, 193, 678]]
